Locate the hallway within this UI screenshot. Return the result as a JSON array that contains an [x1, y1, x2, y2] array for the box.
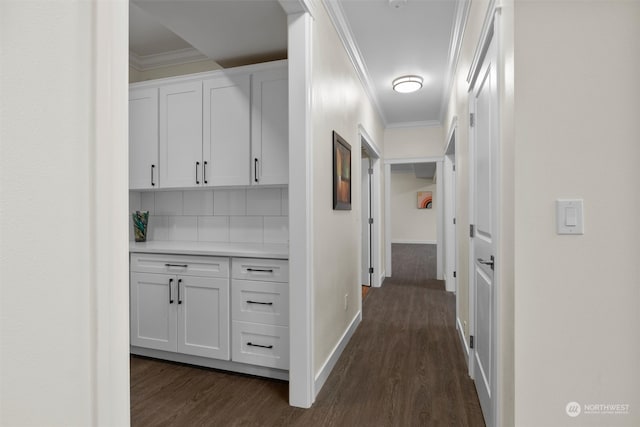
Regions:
[[131, 245, 484, 426]]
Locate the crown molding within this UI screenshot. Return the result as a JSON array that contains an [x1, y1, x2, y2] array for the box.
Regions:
[[129, 47, 209, 72], [322, 0, 388, 127], [439, 0, 471, 124], [278, 0, 315, 17], [385, 120, 441, 130]]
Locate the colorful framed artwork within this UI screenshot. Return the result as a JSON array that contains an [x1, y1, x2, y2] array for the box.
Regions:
[[333, 131, 351, 210], [418, 191, 432, 209]]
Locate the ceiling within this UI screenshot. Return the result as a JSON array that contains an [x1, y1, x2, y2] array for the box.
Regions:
[[129, 0, 465, 127], [391, 162, 437, 180]]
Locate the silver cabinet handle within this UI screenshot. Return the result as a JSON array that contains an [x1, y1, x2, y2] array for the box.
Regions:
[[246, 300, 273, 306], [169, 278, 174, 304], [195, 161, 200, 184], [203, 161, 208, 184], [165, 263, 188, 268], [151, 164, 156, 187], [177, 279, 182, 305]]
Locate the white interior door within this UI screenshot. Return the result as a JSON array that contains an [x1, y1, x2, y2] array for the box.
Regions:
[[470, 36, 498, 427], [444, 154, 457, 293], [361, 156, 372, 286]]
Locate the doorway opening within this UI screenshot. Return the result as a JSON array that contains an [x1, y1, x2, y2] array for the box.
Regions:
[[359, 127, 382, 295], [384, 157, 444, 281]]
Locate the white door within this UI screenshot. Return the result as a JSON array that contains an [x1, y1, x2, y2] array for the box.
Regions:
[[470, 36, 498, 427], [130, 272, 177, 352], [444, 154, 457, 293], [361, 156, 372, 286], [251, 67, 288, 185], [177, 275, 230, 360], [159, 81, 203, 188], [129, 88, 158, 189], [203, 74, 251, 186]]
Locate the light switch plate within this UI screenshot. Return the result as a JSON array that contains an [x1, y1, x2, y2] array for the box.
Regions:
[[556, 199, 584, 235]]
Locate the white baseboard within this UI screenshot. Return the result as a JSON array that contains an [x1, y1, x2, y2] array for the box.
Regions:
[[391, 239, 437, 245], [375, 270, 386, 287], [314, 311, 362, 397], [456, 317, 469, 363]]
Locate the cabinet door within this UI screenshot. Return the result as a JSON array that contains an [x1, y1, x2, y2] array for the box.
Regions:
[[159, 81, 203, 188], [130, 272, 177, 352], [177, 275, 230, 360], [251, 67, 288, 185], [203, 74, 250, 186], [129, 88, 159, 189]]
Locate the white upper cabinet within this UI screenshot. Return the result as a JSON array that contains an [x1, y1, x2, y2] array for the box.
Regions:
[[251, 67, 288, 186], [129, 61, 288, 190], [159, 81, 203, 188], [129, 88, 159, 189], [203, 74, 251, 186]]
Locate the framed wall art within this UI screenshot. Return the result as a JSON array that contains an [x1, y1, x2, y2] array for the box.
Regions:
[[333, 131, 351, 210], [417, 191, 433, 209]]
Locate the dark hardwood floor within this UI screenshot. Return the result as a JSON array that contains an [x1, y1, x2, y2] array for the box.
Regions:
[[131, 243, 485, 426]]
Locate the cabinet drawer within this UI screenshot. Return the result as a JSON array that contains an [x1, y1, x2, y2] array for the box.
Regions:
[[131, 253, 229, 278], [231, 321, 289, 370], [231, 258, 288, 282], [232, 280, 288, 326]]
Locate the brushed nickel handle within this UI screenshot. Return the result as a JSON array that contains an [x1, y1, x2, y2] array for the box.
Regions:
[[477, 255, 495, 270]]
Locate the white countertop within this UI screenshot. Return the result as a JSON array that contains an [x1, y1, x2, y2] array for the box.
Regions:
[[129, 241, 288, 259]]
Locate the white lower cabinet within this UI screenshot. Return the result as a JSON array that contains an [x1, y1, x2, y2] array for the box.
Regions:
[[231, 321, 289, 370], [231, 258, 289, 370], [130, 254, 229, 360], [130, 253, 289, 377]]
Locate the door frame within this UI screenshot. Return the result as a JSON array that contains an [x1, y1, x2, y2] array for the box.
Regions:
[[359, 125, 382, 287], [282, 0, 316, 408], [384, 156, 444, 279], [467, 3, 502, 425], [444, 118, 457, 295]]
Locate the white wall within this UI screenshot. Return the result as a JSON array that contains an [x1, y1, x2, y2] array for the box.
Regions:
[[390, 171, 437, 244], [512, 1, 640, 426], [311, 0, 384, 377], [129, 188, 288, 244], [1, 1, 129, 425], [384, 126, 443, 159]]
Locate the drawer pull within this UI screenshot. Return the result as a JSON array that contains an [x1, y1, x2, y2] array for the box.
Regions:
[[165, 263, 188, 268], [246, 268, 274, 273], [247, 342, 273, 349], [246, 300, 273, 306]]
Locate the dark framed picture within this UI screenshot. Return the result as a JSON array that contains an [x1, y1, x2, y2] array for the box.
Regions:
[[333, 131, 351, 210]]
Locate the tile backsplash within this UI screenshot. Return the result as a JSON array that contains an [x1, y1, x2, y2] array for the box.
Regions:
[[129, 188, 288, 244]]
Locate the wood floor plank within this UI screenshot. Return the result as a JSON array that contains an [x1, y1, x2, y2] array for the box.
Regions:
[[131, 243, 484, 426]]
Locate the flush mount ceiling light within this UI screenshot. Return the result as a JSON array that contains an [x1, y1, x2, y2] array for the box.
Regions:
[[392, 75, 423, 93]]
